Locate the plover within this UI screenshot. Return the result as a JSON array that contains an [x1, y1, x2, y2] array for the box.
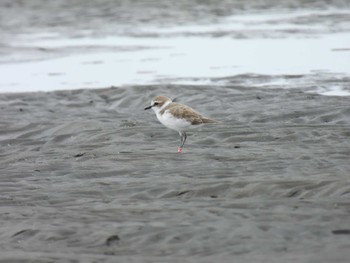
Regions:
[[144, 95, 218, 153]]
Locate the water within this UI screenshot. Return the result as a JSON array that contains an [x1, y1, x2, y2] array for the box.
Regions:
[[1, 2, 350, 95]]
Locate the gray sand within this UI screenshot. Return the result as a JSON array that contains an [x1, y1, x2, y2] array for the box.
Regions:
[[0, 85, 350, 262], [1, 0, 350, 262]]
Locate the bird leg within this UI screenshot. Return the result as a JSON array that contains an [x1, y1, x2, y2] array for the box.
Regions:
[[178, 132, 187, 153], [178, 132, 183, 153]]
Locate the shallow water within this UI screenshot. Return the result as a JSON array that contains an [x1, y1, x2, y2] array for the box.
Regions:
[[1, 1, 350, 95], [2, 32, 350, 94]]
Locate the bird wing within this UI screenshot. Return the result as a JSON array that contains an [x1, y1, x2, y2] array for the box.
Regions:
[[162, 103, 213, 125]]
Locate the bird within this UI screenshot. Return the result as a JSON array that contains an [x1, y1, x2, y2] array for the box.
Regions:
[[144, 95, 218, 153]]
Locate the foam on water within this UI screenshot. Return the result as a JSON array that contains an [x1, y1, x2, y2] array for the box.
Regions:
[[316, 85, 350, 96]]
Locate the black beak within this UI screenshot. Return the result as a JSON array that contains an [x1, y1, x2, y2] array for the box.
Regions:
[[144, 105, 152, 110]]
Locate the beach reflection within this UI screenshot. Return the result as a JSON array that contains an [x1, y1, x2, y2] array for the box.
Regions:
[[1, 9, 350, 95]]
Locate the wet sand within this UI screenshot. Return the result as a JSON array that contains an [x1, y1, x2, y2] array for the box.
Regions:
[[1, 0, 350, 262], [0, 85, 350, 262]]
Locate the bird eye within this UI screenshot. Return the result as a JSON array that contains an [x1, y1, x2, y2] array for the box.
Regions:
[[154, 102, 159, 106]]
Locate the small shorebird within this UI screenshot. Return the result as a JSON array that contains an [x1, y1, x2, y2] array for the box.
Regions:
[[144, 95, 218, 153]]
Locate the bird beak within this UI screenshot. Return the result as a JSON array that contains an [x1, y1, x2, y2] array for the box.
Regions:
[[144, 105, 152, 110]]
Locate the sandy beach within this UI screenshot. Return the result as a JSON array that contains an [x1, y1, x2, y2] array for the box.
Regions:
[[0, 84, 350, 262], [1, 0, 350, 262]]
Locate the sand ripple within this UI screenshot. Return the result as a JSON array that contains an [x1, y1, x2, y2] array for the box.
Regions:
[[0, 84, 349, 262]]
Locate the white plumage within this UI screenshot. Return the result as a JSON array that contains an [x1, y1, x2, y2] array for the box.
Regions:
[[145, 95, 218, 153]]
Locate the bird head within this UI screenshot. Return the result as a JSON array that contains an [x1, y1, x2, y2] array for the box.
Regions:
[[144, 95, 172, 112]]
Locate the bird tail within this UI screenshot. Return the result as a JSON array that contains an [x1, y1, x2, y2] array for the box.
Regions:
[[202, 117, 219, 124]]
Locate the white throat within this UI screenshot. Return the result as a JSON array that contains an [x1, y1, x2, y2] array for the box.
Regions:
[[152, 100, 172, 115]]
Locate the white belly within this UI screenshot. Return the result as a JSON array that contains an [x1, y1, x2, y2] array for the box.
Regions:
[[157, 111, 193, 132]]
